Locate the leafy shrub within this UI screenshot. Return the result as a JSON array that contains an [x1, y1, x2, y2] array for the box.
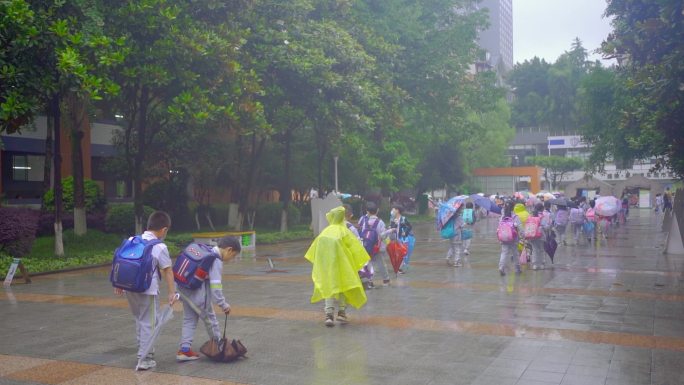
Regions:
[[105, 204, 155, 235], [0, 207, 39, 257], [142, 178, 192, 230], [37, 210, 107, 236], [43, 176, 107, 213], [255, 202, 301, 229]]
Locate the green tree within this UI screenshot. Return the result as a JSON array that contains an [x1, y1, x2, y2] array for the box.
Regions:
[[529, 156, 584, 190], [104, 0, 263, 232], [1, 0, 123, 253], [597, 0, 684, 177]]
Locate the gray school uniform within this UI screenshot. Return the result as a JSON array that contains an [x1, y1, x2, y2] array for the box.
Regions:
[[125, 231, 172, 359], [178, 246, 229, 349], [358, 215, 390, 282]]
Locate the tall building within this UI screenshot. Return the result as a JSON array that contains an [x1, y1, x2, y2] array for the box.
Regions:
[[477, 0, 513, 73]]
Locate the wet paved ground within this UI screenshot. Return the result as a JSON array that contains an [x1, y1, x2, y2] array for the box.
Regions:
[[2, 209, 684, 385]]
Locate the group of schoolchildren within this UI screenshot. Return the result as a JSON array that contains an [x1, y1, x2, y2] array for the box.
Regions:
[[112, 211, 241, 370], [114, 204, 417, 369], [114, 191, 656, 369], [495, 195, 616, 276]]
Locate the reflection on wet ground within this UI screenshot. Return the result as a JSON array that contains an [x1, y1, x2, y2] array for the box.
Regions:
[[2, 209, 683, 384]]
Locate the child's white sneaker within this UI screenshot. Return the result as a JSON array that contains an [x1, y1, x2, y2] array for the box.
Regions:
[[325, 314, 334, 327], [337, 310, 348, 324], [136, 358, 156, 370]]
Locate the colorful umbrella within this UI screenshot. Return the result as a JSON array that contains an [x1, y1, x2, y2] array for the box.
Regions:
[[436, 196, 466, 229], [595, 196, 620, 216], [469, 194, 502, 215]]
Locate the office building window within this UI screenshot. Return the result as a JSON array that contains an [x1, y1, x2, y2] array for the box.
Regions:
[[11, 154, 45, 182]]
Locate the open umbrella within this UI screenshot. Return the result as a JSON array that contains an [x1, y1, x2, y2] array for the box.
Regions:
[[436, 196, 466, 228], [549, 197, 569, 207], [386, 240, 408, 275], [469, 194, 502, 215], [595, 196, 620, 216], [136, 304, 175, 370]]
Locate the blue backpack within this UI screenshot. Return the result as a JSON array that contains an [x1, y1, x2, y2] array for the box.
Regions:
[[360, 216, 381, 256], [440, 217, 457, 239], [173, 243, 219, 290], [462, 208, 474, 225], [110, 236, 162, 292]]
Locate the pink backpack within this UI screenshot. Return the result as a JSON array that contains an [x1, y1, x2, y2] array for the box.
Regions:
[[524, 216, 543, 240], [497, 217, 517, 243], [586, 208, 596, 222]]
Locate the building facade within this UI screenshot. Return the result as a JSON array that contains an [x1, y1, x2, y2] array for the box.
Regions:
[[477, 0, 514, 73], [0, 117, 128, 204]]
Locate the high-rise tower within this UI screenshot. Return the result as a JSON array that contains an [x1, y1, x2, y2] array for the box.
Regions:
[[477, 0, 513, 73]]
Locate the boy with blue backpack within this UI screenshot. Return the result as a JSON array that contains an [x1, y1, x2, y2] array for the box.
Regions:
[[174, 236, 240, 361], [111, 211, 176, 371]]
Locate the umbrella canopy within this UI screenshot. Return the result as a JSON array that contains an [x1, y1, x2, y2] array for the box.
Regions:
[[436, 196, 466, 228], [549, 197, 569, 207], [469, 194, 502, 215], [137, 305, 175, 370], [595, 196, 620, 216], [386, 241, 408, 275]]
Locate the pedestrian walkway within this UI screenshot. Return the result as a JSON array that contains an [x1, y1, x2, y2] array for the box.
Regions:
[[2, 209, 683, 385]]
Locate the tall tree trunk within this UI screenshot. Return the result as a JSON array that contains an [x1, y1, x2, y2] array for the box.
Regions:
[[134, 86, 149, 234], [238, 133, 265, 230], [42, 113, 54, 211], [279, 129, 292, 233], [68, 92, 87, 236], [51, 95, 64, 257]]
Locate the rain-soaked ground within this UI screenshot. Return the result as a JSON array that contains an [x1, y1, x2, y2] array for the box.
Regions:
[[2, 208, 684, 385]]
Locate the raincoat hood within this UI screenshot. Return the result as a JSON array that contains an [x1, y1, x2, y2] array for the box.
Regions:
[[326, 206, 345, 225], [305, 206, 370, 309], [514, 203, 529, 224]]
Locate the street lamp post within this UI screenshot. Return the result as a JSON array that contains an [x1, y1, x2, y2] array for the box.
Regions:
[[334, 156, 339, 193]]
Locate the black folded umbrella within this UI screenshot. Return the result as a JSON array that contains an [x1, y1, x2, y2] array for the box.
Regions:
[[544, 231, 558, 263]]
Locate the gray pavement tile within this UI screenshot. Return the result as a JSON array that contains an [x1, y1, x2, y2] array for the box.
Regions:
[[515, 380, 559, 385], [565, 364, 609, 377], [4, 211, 684, 385], [471, 375, 518, 385], [527, 361, 569, 374], [559, 373, 607, 385], [520, 369, 565, 383]]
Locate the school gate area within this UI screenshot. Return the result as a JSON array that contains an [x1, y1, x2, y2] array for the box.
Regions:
[[2, 209, 684, 385]]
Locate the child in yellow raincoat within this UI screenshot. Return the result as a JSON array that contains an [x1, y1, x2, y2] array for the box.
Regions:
[[305, 206, 371, 327]]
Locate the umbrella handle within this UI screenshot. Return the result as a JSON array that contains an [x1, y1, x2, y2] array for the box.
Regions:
[[222, 313, 228, 340]]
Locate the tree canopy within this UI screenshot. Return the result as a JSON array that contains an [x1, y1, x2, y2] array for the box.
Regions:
[[2, 0, 515, 229]]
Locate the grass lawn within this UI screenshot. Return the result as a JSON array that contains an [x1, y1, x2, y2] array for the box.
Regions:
[[1, 217, 431, 278], [1, 225, 313, 278]]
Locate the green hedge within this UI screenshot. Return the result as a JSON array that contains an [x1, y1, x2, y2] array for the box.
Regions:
[[255, 202, 301, 229], [105, 204, 155, 235], [43, 176, 107, 212]]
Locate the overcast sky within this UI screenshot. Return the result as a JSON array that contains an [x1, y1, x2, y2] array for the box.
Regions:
[[513, 0, 614, 65]]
